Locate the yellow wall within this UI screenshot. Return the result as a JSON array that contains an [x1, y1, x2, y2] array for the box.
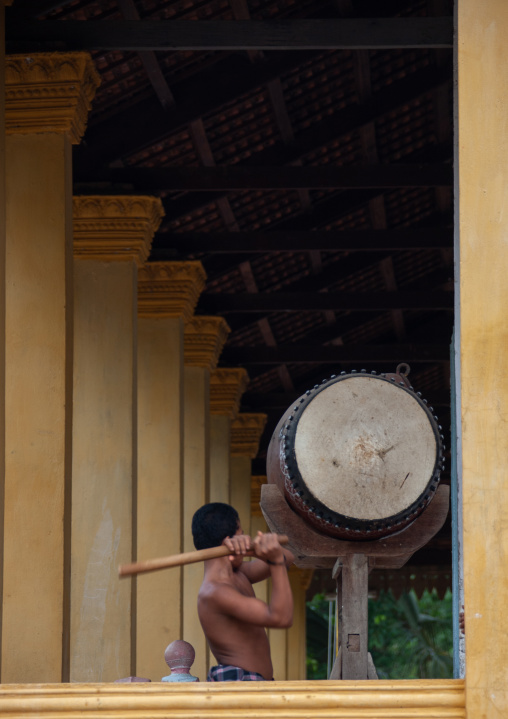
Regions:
[[0, 0, 6, 681], [458, 0, 508, 715]]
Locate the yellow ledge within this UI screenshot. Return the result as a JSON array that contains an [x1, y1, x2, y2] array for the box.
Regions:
[[0, 680, 465, 718]]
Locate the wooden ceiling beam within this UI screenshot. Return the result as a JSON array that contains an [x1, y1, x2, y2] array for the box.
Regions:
[[154, 228, 452, 254], [72, 49, 317, 173], [241, 389, 451, 409], [117, 0, 175, 109], [220, 344, 450, 364], [6, 18, 453, 51], [72, 57, 451, 179], [74, 163, 452, 190], [198, 291, 453, 313], [150, 69, 452, 226]]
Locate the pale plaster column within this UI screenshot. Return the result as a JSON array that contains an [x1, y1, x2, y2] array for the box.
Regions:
[[71, 195, 163, 682], [230, 413, 267, 531], [136, 261, 206, 681], [287, 568, 312, 679], [250, 475, 269, 602], [252, 475, 312, 680], [209, 368, 249, 505], [3, 53, 99, 683], [182, 316, 229, 680], [0, 4, 7, 680]]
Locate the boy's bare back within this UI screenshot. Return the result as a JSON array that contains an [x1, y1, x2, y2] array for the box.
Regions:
[[197, 530, 294, 680]]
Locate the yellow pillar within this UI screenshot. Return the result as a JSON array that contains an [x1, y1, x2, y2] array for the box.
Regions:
[[136, 261, 206, 681], [458, 1, 508, 715], [209, 368, 249, 505], [182, 316, 229, 680], [3, 53, 99, 683], [250, 476, 269, 603], [71, 195, 162, 682], [0, 3, 6, 680], [251, 474, 312, 681], [230, 413, 267, 530]]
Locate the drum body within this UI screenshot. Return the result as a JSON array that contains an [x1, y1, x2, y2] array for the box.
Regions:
[[266, 371, 444, 540]]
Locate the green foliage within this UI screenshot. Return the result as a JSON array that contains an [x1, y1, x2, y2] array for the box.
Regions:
[[306, 588, 453, 679]]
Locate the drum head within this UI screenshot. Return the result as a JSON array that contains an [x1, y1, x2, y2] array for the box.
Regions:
[[294, 376, 437, 521]]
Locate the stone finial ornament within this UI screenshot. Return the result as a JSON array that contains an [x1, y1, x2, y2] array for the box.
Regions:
[[161, 640, 199, 682]]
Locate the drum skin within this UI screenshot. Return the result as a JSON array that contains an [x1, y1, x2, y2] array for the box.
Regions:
[[266, 371, 444, 541]]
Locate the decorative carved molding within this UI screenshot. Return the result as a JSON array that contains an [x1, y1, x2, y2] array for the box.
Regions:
[[184, 316, 230, 372], [138, 262, 206, 320], [73, 196, 164, 265], [210, 368, 249, 419], [5, 53, 101, 143], [0, 680, 466, 717], [231, 413, 267, 458], [251, 475, 267, 517]]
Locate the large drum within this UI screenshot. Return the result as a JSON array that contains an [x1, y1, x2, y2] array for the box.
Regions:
[[266, 366, 444, 541]]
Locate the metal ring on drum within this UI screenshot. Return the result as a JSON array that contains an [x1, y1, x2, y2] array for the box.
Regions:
[[266, 368, 444, 541]]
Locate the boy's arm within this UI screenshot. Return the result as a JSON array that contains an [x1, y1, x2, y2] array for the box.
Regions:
[[209, 534, 294, 628], [223, 532, 295, 584]]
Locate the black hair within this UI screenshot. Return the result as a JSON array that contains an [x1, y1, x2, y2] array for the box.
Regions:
[[191, 503, 240, 550]]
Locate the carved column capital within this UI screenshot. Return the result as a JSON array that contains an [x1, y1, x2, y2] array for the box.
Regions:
[[73, 196, 164, 266], [138, 262, 206, 321], [184, 317, 230, 372], [231, 413, 267, 458], [5, 53, 100, 143], [210, 368, 249, 419]]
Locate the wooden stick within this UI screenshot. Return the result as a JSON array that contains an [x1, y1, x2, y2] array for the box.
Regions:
[[118, 534, 289, 577]]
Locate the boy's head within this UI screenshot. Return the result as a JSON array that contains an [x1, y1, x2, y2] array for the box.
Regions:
[[192, 503, 240, 550]]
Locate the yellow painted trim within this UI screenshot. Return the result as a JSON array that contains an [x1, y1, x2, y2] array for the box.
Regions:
[[0, 680, 465, 717]]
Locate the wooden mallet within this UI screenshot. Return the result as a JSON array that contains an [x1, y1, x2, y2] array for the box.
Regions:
[[119, 534, 289, 577]]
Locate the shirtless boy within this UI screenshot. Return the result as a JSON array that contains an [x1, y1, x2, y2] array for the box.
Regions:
[[192, 502, 295, 682]]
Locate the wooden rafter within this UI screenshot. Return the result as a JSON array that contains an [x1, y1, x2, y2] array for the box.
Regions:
[[221, 344, 450, 364], [155, 228, 453, 254], [74, 163, 452, 190], [241, 390, 451, 409], [6, 18, 453, 51], [198, 291, 454, 313]]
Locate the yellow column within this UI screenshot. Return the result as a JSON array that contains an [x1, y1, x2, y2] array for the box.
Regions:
[[250, 476, 269, 601], [230, 413, 267, 530], [0, 2, 6, 681], [287, 568, 312, 680], [209, 368, 249, 505], [183, 317, 229, 680], [136, 261, 206, 681], [3, 53, 99, 683], [458, 1, 508, 715], [251, 474, 312, 681], [71, 195, 162, 682]]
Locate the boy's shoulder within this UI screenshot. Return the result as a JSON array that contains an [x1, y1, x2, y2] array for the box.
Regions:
[[199, 569, 252, 604]]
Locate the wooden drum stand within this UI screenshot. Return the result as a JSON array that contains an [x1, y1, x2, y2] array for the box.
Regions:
[[260, 482, 449, 680]]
